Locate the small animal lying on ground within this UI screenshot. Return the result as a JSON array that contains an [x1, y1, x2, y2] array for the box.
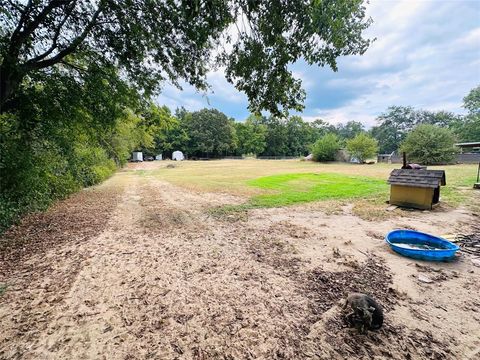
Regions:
[[342, 292, 383, 334]]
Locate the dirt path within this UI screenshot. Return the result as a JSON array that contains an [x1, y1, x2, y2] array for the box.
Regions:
[[1, 167, 479, 359]]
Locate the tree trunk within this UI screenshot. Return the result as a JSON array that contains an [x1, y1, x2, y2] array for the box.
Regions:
[[0, 62, 24, 113]]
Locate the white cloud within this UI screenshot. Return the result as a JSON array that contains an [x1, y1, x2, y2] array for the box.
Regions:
[[455, 27, 480, 47], [300, 0, 480, 127], [207, 70, 246, 104]]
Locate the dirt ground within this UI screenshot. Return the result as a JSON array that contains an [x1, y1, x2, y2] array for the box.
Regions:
[[1, 162, 479, 359]]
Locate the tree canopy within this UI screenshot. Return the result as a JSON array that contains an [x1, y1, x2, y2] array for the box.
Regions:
[[1, 0, 372, 115], [454, 86, 480, 142], [234, 117, 267, 156], [346, 133, 378, 163], [335, 120, 364, 139], [185, 108, 237, 157], [463, 85, 480, 114], [311, 133, 341, 162], [400, 124, 458, 165]]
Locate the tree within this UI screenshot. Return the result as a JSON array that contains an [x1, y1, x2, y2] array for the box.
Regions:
[[310, 118, 337, 139], [400, 124, 458, 165], [335, 120, 364, 139], [453, 115, 480, 142], [463, 85, 480, 114], [420, 110, 461, 128], [235, 117, 266, 156], [140, 104, 180, 156], [0, 61, 151, 231], [311, 133, 341, 162], [285, 116, 314, 156], [346, 133, 378, 163], [1, 0, 372, 115], [185, 108, 236, 157], [451, 86, 480, 142], [258, 116, 289, 156], [371, 106, 421, 154], [449, 114, 480, 143]]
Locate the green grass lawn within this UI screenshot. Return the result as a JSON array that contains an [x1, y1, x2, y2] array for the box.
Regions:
[[247, 173, 388, 207]]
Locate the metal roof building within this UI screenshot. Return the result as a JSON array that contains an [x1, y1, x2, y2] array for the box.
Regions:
[[455, 142, 480, 153]]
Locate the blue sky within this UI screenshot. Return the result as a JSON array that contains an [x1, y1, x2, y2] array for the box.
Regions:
[[156, 0, 480, 128]]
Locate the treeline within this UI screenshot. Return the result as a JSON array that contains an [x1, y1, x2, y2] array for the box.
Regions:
[[147, 110, 383, 158], [145, 86, 480, 161], [151, 110, 332, 159]]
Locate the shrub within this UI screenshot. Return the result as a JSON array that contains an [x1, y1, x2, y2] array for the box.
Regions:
[[311, 133, 342, 161], [346, 133, 379, 163], [400, 124, 458, 164]]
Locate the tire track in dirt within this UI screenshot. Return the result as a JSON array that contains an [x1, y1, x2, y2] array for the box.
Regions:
[[13, 175, 153, 359], [0, 176, 127, 359]]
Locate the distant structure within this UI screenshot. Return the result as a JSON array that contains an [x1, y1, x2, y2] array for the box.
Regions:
[[455, 142, 480, 153], [455, 142, 480, 164], [172, 151, 184, 161], [155, 154, 163, 160], [377, 151, 395, 163], [132, 151, 143, 162]]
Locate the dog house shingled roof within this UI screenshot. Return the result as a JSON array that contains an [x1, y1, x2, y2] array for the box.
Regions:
[[387, 169, 446, 188]]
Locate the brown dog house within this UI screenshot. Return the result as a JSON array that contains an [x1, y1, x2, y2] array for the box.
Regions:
[[387, 169, 446, 210]]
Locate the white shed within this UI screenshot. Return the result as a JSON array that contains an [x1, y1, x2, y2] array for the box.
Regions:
[[172, 151, 184, 161], [132, 151, 143, 162]]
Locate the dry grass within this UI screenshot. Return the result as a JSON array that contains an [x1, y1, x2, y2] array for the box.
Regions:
[[144, 160, 479, 219], [149, 160, 395, 196]]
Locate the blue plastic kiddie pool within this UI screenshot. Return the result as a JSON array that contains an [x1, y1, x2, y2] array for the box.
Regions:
[[385, 229, 460, 261]]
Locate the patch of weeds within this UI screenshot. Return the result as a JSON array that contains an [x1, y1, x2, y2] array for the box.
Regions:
[[352, 198, 396, 221], [207, 203, 258, 222], [135, 170, 148, 177], [141, 210, 191, 230], [0, 283, 7, 296]]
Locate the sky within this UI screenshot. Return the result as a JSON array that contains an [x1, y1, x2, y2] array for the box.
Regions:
[[156, 0, 480, 128]]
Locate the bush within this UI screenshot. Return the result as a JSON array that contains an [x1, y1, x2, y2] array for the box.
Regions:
[[346, 133, 378, 163], [0, 135, 81, 232], [311, 133, 342, 161], [400, 124, 458, 165]]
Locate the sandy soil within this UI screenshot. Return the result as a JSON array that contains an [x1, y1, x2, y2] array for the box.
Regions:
[[1, 163, 479, 359]]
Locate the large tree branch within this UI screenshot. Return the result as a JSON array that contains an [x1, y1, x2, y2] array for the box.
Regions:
[[6, 0, 27, 14], [8, 0, 72, 57], [9, 0, 33, 47], [26, 1, 77, 64], [26, 5, 103, 70]]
